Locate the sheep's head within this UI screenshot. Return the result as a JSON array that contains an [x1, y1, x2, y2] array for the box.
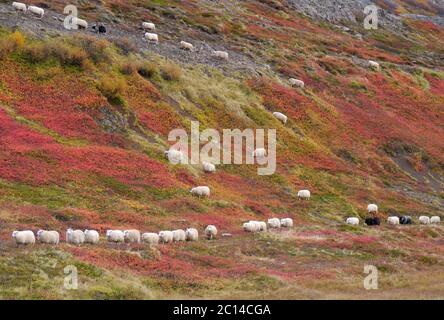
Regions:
[[36, 230, 44, 238], [66, 228, 73, 234], [12, 231, 18, 238], [106, 230, 112, 237]]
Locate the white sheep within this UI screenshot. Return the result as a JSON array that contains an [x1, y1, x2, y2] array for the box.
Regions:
[[280, 218, 294, 228], [142, 232, 159, 245], [144, 32, 159, 43], [368, 60, 381, 71], [289, 78, 305, 88], [212, 50, 229, 60], [84, 229, 100, 244], [185, 228, 199, 241], [159, 231, 174, 243], [346, 217, 359, 226], [250, 221, 266, 232], [12, 2, 27, 12], [272, 112, 288, 124], [124, 229, 141, 243], [253, 148, 267, 159], [258, 221, 267, 231], [431, 216, 441, 224], [202, 161, 216, 173], [142, 22, 156, 30], [297, 190, 311, 200], [72, 17, 88, 30], [27, 5, 44, 18], [180, 41, 194, 51], [66, 229, 85, 245], [243, 222, 259, 232], [12, 230, 35, 246], [267, 218, 281, 229], [190, 186, 211, 197], [387, 216, 400, 225], [172, 229, 186, 242], [164, 149, 186, 164], [419, 216, 431, 225], [106, 230, 125, 243], [367, 204, 378, 213], [205, 225, 218, 240], [36, 230, 60, 245]]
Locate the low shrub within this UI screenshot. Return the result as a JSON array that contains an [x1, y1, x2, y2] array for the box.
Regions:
[[137, 61, 159, 79], [98, 75, 127, 104], [160, 62, 182, 81], [112, 37, 138, 55], [23, 40, 90, 68], [0, 31, 25, 59]]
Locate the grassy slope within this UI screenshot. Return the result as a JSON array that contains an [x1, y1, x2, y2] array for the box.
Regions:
[[0, 0, 443, 299]]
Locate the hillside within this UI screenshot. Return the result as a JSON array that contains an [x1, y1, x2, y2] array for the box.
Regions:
[[0, 0, 443, 299]]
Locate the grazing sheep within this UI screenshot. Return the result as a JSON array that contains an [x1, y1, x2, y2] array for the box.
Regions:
[[367, 204, 378, 213], [346, 217, 359, 226], [243, 222, 260, 233], [106, 230, 125, 243], [431, 216, 441, 224], [124, 229, 141, 243], [142, 22, 156, 30], [172, 229, 186, 242], [205, 225, 218, 240], [36, 230, 60, 245], [258, 221, 267, 231], [12, 2, 27, 12], [419, 216, 431, 225], [142, 232, 159, 245], [289, 78, 305, 88], [268, 218, 281, 229], [202, 161, 216, 173], [190, 186, 211, 197], [185, 228, 199, 241], [368, 60, 381, 71], [180, 41, 194, 51], [84, 229, 100, 244], [280, 218, 293, 228], [66, 229, 85, 245], [12, 230, 35, 246], [365, 217, 380, 226], [387, 216, 400, 225], [272, 112, 288, 124], [212, 50, 229, 60], [251, 221, 263, 230], [399, 216, 412, 225], [144, 32, 159, 43], [92, 24, 106, 34], [159, 231, 174, 243], [28, 5, 44, 18], [297, 190, 311, 200], [164, 149, 186, 164], [72, 17, 88, 30], [253, 148, 267, 158]]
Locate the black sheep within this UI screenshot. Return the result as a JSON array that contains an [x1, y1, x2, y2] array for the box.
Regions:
[[92, 25, 107, 34], [365, 217, 380, 226], [98, 25, 107, 34], [399, 216, 412, 225]]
